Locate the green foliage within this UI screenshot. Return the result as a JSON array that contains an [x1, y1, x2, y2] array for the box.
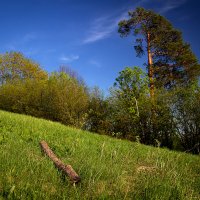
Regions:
[[84, 87, 111, 134], [108, 67, 150, 140], [0, 79, 47, 116], [44, 72, 89, 127], [0, 51, 47, 84], [98, 66, 200, 153], [169, 83, 200, 154], [114, 66, 149, 99], [0, 110, 199, 199]]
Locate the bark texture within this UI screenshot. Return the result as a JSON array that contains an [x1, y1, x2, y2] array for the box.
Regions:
[[147, 32, 155, 101], [40, 140, 81, 184]]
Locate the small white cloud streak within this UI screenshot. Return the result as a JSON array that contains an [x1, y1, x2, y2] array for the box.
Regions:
[[82, 0, 149, 44], [82, 0, 188, 44], [82, 11, 129, 44], [89, 59, 101, 68], [82, 17, 116, 44], [159, 0, 187, 14], [60, 55, 79, 62]]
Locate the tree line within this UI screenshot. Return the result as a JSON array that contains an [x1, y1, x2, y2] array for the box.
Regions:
[[0, 7, 200, 154], [0, 52, 88, 127]]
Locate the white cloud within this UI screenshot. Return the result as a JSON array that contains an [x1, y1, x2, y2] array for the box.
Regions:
[[82, 11, 130, 44], [60, 55, 79, 62], [82, 0, 188, 44], [159, 0, 187, 14], [82, 0, 151, 44], [82, 17, 116, 44], [89, 59, 101, 68]]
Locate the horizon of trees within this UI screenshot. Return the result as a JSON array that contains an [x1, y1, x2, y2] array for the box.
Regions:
[[0, 7, 200, 154]]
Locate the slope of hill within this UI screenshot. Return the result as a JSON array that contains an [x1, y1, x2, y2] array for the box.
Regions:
[[0, 110, 199, 199]]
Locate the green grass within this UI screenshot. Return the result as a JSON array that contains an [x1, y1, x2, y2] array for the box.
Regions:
[[0, 110, 199, 200]]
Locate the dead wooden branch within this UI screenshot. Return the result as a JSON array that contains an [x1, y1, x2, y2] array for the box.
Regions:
[[40, 140, 81, 184]]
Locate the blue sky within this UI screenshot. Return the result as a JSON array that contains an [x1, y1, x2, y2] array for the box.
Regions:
[[0, 0, 200, 92]]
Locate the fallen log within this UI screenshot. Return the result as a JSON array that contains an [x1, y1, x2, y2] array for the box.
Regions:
[[40, 140, 81, 184]]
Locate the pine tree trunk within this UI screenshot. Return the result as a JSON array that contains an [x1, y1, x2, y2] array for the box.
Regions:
[[147, 32, 155, 100], [147, 33, 156, 140]]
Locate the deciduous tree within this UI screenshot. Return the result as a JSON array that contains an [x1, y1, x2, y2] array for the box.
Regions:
[[0, 52, 47, 84]]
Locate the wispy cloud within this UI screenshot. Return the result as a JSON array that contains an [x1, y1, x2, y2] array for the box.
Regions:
[[89, 59, 101, 68], [60, 55, 79, 62], [82, 6, 134, 44], [82, 11, 130, 44], [159, 0, 187, 14], [82, 17, 116, 44], [82, 0, 188, 44]]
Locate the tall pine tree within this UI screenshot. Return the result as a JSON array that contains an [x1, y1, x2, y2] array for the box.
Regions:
[[118, 7, 200, 98]]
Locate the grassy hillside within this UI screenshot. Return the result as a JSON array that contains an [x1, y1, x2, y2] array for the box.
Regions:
[[0, 110, 199, 200]]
